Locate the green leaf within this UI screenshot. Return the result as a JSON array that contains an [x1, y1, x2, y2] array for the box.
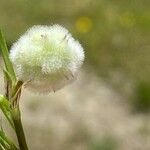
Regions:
[[0, 95, 15, 130], [3, 68, 13, 86], [0, 136, 10, 150], [0, 130, 19, 150], [0, 141, 6, 150], [0, 29, 16, 83], [3, 68, 12, 99]]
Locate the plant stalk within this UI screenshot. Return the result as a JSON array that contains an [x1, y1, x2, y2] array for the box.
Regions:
[[12, 107, 28, 150]]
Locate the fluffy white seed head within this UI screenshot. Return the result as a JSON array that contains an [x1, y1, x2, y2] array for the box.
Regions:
[[9, 25, 84, 93]]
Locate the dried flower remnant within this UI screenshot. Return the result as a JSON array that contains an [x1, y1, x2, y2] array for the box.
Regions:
[[9, 25, 84, 93]]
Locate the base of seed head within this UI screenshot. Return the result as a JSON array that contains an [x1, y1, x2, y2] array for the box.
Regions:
[[26, 72, 76, 94]]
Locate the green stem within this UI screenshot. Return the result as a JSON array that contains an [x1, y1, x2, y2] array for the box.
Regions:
[[12, 107, 28, 150]]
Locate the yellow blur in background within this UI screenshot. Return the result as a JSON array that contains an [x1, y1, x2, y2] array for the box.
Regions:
[[76, 16, 92, 33]]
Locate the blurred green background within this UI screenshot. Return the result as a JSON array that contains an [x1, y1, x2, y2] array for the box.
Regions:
[[0, 0, 150, 150], [1, 0, 150, 90]]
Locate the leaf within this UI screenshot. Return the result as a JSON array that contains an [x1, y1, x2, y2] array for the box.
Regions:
[[0, 29, 16, 83], [3, 68, 13, 86], [3, 68, 12, 99], [0, 142, 6, 150], [0, 136, 10, 150], [0, 130, 19, 150], [0, 95, 15, 130]]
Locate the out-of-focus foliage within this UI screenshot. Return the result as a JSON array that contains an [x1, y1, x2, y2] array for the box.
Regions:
[[89, 136, 118, 150], [0, 0, 150, 81], [133, 81, 150, 112]]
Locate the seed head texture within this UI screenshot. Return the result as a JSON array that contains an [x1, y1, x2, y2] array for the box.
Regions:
[[9, 25, 84, 93]]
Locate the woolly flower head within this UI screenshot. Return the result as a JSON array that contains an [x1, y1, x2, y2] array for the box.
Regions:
[[9, 25, 84, 93]]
